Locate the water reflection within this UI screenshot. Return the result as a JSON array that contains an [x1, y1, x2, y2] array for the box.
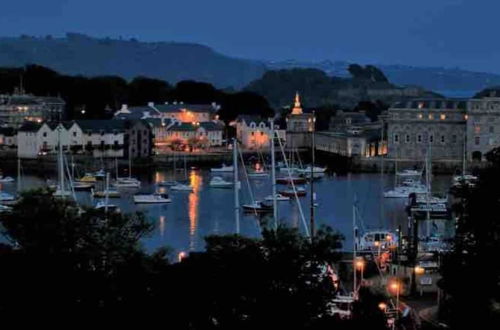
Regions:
[[188, 170, 202, 251], [159, 215, 166, 238]]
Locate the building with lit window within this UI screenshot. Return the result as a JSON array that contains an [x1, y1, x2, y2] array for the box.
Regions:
[[233, 115, 285, 150], [114, 102, 219, 123], [386, 99, 467, 161], [0, 93, 65, 128], [466, 94, 500, 161]]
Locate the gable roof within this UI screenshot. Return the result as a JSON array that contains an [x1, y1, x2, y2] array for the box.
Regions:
[[18, 121, 42, 132]]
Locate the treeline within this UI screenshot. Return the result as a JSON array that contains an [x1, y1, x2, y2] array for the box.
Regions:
[[0, 65, 273, 122], [0, 189, 387, 328]]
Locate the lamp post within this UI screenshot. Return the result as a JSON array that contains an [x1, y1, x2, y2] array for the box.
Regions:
[[389, 280, 400, 321], [355, 258, 365, 290]]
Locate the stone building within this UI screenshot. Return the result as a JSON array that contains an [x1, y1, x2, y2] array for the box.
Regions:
[[0, 93, 65, 128], [285, 93, 314, 150], [386, 99, 467, 161], [466, 95, 500, 161]]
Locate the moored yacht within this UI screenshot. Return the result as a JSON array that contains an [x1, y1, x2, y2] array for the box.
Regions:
[[264, 193, 290, 201], [210, 164, 234, 173], [170, 183, 193, 192], [92, 188, 121, 198], [0, 176, 15, 183], [95, 201, 120, 212], [242, 200, 273, 213], [279, 186, 307, 197], [114, 177, 141, 188], [133, 192, 171, 204], [209, 176, 232, 188], [0, 191, 15, 203]]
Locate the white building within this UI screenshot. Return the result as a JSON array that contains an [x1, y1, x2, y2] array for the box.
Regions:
[[233, 115, 285, 150]]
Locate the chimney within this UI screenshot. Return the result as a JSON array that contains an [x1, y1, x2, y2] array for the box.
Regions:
[[142, 111, 150, 119], [148, 102, 155, 107], [120, 104, 129, 113], [164, 101, 169, 105]]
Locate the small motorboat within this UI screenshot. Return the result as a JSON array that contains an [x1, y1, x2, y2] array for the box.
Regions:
[[170, 183, 194, 192], [53, 187, 73, 199], [114, 177, 141, 188], [0, 204, 12, 213], [248, 170, 269, 178], [397, 169, 422, 177], [209, 176, 233, 188], [297, 166, 326, 174], [276, 176, 307, 185], [0, 191, 16, 203], [0, 176, 15, 183], [279, 187, 307, 197], [94, 169, 106, 179], [77, 174, 97, 183], [264, 193, 290, 202], [73, 181, 94, 190], [92, 188, 121, 198], [133, 193, 171, 204], [95, 201, 120, 212], [157, 180, 179, 187], [210, 164, 234, 173], [242, 201, 274, 213]]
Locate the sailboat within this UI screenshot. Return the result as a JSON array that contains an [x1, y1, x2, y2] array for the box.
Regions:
[[53, 126, 73, 199], [0, 175, 15, 183], [210, 163, 234, 173], [71, 161, 93, 190], [114, 145, 141, 188], [133, 192, 171, 204], [95, 173, 120, 212], [170, 154, 193, 192]]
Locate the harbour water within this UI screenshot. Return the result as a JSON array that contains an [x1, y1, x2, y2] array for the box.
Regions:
[[0, 168, 454, 254]]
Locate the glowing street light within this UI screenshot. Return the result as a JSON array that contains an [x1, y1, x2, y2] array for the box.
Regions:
[[389, 279, 401, 320], [178, 251, 187, 262], [378, 302, 387, 312], [414, 266, 425, 275]]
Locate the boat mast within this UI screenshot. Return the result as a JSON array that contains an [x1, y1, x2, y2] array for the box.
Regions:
[[128, 143, 132, 179], [233, 138, 240, 234], [310, 111, 316, 238], [462, 131, 467, 175], [270, 118, 278, 229], [105, 172, 110, 213], [58, 125, 65, 199], [115, 157, 118, 179], [379, 117, 385, 228], [17, 156, 21, 193], [353, 197, 357, 295]]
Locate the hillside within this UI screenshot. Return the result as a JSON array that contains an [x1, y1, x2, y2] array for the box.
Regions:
[[245, 66, 439, 109], [0, 33, 266, 89], [266, 60, 500, 96]]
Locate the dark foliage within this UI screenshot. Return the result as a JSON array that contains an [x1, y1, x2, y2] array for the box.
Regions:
[[0, 65, 274, 122], [440, 147, 500, 328]]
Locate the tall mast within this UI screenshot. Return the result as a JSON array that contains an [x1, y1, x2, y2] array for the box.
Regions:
[[353, 197, 357, 295], [128, 143, 132, 179], [17, 157, 21, 193], [379, 117, 385, 227], [58, 125, 65, 198], [462, 129, 467, 175], [233, 138, 240, 234], [310, 111, 316, 238], [270, 118, 278, 230]]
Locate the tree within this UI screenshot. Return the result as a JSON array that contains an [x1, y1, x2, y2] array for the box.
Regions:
[[439, 147, 500, 328]]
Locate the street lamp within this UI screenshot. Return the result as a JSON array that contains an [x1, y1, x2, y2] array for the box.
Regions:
[[178, 251, 187, 262], [355, 258, 365, 289], [414, 266, 425, 275], [389, 279, 400, 320], [378, 302, 387, 312]]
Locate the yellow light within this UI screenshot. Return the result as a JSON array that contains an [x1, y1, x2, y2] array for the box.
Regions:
[[389, 281, 400, 293], [386, 235, 392, 241], [414, 266, 425, 275], [378, 302, 387, 311], [355, 259, 365, 270], [440, 114, 446, 120], [465, 115, 469, 120], [374, 241, 380, 247], [178, 251, 187, 262]]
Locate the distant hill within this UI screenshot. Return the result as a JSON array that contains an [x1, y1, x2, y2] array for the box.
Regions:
[[2, 33, 500, 94], [0, 33, 266, 89], [245, 66, 440, 109], [266, 60, 500, 96]]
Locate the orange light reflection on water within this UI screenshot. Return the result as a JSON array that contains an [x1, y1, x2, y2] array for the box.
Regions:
[[188, 170, 202, 250], [159, 215, 166, 237]]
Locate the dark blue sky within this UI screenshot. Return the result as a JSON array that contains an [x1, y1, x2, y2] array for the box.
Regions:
[[1, 0, 497, 72]]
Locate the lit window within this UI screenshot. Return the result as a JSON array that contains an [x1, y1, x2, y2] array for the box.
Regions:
[[440, 114, 446, 120], [465, 115, 469, 120], [428, 114, 434, 120], [474, 125, 481, 134], [417, 114, 423, 119]]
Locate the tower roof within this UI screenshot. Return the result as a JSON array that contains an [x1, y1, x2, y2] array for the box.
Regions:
[[291, 91, 303, 115]]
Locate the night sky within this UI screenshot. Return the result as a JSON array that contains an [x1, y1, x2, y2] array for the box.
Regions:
[[1, 0, 497, 72]]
